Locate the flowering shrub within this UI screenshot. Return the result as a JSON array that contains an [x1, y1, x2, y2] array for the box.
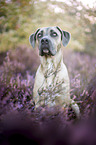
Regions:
[[0, 73, 34, 115], [0, 46, 96, 117], [0, 46, 40, 114], [1, 45, 40, 77], [0, 46, 96, 144]]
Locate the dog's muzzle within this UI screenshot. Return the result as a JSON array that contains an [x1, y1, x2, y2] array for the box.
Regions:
[[39, 37, 56, 56]]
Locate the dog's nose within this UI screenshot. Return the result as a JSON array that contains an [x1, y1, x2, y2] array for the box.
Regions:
[[41, 38, 49, 45]]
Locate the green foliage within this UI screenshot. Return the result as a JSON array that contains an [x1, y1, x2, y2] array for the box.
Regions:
[[0, 0, 96, 55]]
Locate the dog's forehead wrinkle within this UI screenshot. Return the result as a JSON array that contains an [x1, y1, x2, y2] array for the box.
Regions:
[[38, 28, 48, 36], [37, 30, 43, 34], [37, 27, 61, 38], [40, 27, 59, 33]]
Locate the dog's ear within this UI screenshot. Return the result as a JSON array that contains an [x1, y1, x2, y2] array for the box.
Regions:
[[56, 26, 71, 47], [29, 28, 40, 48], [62, 31, 71, 47]]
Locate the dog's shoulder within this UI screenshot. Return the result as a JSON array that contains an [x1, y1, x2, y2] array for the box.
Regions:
[[35, 65, 44, 81], [58, 63, 69, 79]]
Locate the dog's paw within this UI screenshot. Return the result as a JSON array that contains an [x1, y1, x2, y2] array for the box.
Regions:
[[67, 107, 77, 120]]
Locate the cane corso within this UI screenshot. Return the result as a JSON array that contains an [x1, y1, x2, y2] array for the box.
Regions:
[[29, 26, 80, 117]]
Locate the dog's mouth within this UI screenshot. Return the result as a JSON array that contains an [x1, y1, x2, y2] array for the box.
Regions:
[[42, 48, 49, 54], [39, 44, 56, 56], [40, 46, 51, 56]]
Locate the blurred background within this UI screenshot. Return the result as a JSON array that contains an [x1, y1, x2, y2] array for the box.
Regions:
[[0, 0, 96, 54], [0, 0, 96, 118]]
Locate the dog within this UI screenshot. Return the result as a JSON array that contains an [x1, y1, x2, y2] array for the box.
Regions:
[[29, 26, 80, 117]]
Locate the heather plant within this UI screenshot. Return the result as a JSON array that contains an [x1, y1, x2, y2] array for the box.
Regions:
[[63, 49, 96, 82], [0, 71, 35, 116], [0, 46, 96, 145], [1, 46, 39, 78], [0, 103, 96, 145], [36, 80, 66, 107], [0, 46, 96, 119], [0, 46, 37, 116], [0, 47, 96, 118], [63, 49, 96, 98]]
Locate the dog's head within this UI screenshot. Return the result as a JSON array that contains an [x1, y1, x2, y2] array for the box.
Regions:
[[29, 26, 70, 56]]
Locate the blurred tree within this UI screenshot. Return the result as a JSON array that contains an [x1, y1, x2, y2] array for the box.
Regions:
[[83, 6, 96, 55], [0, 0, 35, 32], [54, 0, 96, 55], [0, 0, 96, 55]]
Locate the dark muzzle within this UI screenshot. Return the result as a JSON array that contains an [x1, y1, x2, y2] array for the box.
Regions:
[[40, 38, 50, 56], [39, 37, 56, 56]]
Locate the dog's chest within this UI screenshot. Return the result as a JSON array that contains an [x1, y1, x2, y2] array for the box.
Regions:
[[37, 67, 65, 106], [44, 73, 57, 87], [38, 64, 64, 96], [34, 56, 70, 106], [42, 60, 60, 86]]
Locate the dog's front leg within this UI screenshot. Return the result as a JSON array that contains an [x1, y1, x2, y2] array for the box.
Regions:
[[70, 99, 80, 118]]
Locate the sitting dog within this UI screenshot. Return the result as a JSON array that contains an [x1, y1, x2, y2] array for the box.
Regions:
[[29, 26, 80, 117]]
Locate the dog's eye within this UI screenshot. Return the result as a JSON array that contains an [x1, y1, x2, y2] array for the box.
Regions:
[[51, 32, 57, 37], [38, 33, 42, 38]]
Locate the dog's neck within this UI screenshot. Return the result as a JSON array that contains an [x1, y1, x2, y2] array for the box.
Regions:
[[40, 49, 63, 77]]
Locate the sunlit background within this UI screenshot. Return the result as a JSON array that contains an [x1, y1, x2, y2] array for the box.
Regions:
[[0, 0, 96, 55], [78, 0, 96, 8], [55, 0, 96, 8]]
